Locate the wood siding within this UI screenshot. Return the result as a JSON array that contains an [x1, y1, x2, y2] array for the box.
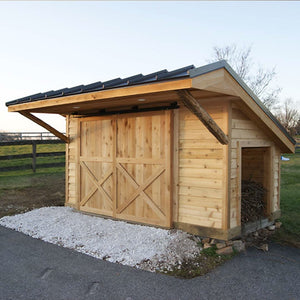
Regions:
[[230, 103, 281, 228], [242, 148, 267, 185], [177, 100, 229, 230], [273, 147, 281, 212], [65, 99, 282, 237], [65, 115, 78, 207]]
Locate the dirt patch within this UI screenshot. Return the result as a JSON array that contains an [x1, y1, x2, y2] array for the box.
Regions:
[[162, 246, 235, 278], [0, 175, 65, 218], [245, 226, 300, 249]]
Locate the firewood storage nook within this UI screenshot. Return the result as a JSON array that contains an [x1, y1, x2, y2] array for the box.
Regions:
[[6, 61, 295, 240]]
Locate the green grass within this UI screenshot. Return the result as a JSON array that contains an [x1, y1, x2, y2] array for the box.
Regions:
[[0, 143, 65, 155], [0, 171, 65, 218], [0, 144, 65, 217], [0, 143, 65, 176], [0, 168, 65, 189], [272, 151, 300, 247]]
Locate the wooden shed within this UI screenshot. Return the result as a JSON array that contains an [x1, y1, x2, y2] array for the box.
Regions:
[[6, 61, 295, 240]]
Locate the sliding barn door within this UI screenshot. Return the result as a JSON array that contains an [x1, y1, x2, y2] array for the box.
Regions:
[[78, 111, 172, 227], [79, 117, 115, 216], [116, 112, 172, 227]]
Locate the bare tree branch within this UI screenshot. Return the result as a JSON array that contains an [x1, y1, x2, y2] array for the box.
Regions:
[[275, 98, 300, 136]]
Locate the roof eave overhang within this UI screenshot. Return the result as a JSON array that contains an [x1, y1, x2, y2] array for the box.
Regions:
[[7, 78, 193, 113], [190, 63, 295, 153]]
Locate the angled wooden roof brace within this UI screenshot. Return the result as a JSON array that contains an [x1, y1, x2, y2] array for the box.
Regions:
[[177, 89, 229, 145], [20, 111, 69, 143]]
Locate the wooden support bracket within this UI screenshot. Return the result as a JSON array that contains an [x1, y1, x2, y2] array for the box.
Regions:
[[177, 89, 229, 145], [19, 111, 69, 143]]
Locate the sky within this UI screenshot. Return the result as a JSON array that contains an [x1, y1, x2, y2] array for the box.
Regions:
[[0, 1, 299, 132]]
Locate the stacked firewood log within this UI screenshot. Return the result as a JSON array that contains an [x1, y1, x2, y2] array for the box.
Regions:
[[241, 180, 266, 224]]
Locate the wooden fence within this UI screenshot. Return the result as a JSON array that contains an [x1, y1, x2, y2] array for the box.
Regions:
[[0, 132, 65, 172], [0, 132, 61, 142]]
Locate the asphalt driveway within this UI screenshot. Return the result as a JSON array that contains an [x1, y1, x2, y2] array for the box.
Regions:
[[0, 225, 299, 300]]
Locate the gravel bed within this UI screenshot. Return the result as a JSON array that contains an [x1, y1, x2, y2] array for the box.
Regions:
[[0, 207, 200, 272]]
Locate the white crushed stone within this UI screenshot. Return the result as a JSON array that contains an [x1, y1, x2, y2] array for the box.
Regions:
[[0, 207, 201, 272]]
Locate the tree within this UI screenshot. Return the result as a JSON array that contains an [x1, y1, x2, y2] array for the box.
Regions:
[[208, 44, 281, 111], [295, 119, 300, 136], [275, 98, 300, 136]]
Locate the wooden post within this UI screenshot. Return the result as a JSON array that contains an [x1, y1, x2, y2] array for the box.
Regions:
[[32, 142, 37, 172]]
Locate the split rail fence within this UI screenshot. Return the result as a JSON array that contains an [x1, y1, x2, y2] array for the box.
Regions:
[[296, 141, 300, 153], [0, 132, 65, 173]]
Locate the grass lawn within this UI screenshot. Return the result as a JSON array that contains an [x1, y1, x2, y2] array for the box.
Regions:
[[0, 171, 65, 218], [0, 143, 65, 217], [0, 143, 65, 175], [272, 151, 300, 247], [0, 143, 65, 155]]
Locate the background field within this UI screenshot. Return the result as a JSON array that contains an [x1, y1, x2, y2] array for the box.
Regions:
[[273, 146, 300, 247], [0, 143, 65, 173], [0, 143, 299, 247], [0, 144, 65, 217]]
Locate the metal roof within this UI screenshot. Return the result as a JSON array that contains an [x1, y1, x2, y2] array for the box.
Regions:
[[5, 60, 296, 145], [6, 65, 195, 106]]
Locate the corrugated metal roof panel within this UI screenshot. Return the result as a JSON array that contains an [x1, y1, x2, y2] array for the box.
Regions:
[[29, 93, 45, 101], [63, 85, 84, 96], [157, 65, 195, 80], [123, 74, 143, 83], [127, 70, 168, 85], [81, 81, 103, 92], [45, 88, 69, 98], [43, 90, 54, 98], [102, 78, 124, 88]]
